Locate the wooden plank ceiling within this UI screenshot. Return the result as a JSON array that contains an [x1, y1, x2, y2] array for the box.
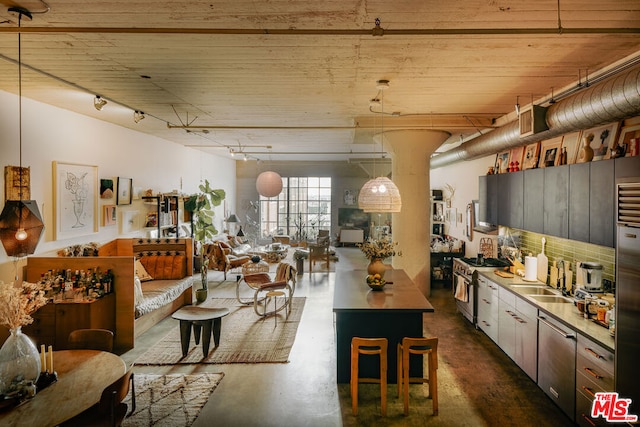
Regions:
[[0, 0, 639, 161]]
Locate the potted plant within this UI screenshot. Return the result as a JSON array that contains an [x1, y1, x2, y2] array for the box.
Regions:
[[184, 180, 226, 302]]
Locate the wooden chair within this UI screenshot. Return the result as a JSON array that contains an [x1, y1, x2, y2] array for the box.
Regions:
[[237, 262, 296, 317], [308, 240, 330, 273], [63, 367, 135, 427], [67, 329, 114, 352], [350, 337, 388, 416], [397, 337, 439, 416], [203, 241, 251, 280]]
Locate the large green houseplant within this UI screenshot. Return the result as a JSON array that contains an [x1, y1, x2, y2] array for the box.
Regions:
[[184, 180, 225, 302]]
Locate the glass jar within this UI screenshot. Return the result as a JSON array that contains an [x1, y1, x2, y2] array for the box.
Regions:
[[0, 326, 41, 397]]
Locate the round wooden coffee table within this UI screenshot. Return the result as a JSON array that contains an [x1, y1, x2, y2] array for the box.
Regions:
[[171, 306, 230, 357]]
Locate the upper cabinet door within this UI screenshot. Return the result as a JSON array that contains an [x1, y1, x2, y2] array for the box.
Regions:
[[590, 160, 615, 247], [523, 168, 544, 233], [498, 172, 524, 229], [569, 163, 590, 243], [479, 174, 499, 225], [543, 165, 569, 238]]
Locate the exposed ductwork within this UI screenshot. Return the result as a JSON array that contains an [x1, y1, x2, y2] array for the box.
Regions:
[[430, 65, 640, 169]]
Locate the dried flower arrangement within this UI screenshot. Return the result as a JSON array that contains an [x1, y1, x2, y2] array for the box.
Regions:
[[358, 238, 402, 261], [0, 281, 48, 330]]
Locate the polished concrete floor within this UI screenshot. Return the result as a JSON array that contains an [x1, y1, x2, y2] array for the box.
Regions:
[[122, 247, 575, 426]]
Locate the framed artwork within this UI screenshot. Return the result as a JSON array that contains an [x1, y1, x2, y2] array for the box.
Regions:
[[53, 161, 98, 240], [509, 146, 525, 169], [538, 137, 563, 168], [522, 142, 540, 170], [581, 122, 621, 160], [617, 124, 640, 157], [496, 150, 510, 174], [100, 178, 114, 199], [116, 177, 133, 205], [121, 210, 140, 234], [343, 189, 356, 206], [560, 131, 582, 164], [103, 204, 117, 226], [4, 165, 30, 202]]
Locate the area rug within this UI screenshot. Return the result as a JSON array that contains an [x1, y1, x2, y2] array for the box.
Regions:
[[135, 297, 306, 365], [123, 372, 223, 427]]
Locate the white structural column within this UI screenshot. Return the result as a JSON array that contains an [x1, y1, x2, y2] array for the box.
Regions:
[[382, 129, 450, 295]]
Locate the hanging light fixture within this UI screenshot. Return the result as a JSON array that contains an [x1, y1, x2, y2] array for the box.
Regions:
[[256, 171, 283, 198], [0, 7, 45, 258], [94, 95, 107, 111], [358, 80, 402, 213]]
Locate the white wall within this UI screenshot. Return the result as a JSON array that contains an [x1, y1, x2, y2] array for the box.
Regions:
[[430, 155, 496, 257], [0, 90, 236, 283]]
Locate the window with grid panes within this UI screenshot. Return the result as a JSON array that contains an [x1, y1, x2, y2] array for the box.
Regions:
[[259, 177, 331, 241]]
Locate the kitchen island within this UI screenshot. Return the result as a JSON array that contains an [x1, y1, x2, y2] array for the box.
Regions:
[[333, 269, 434, 383]]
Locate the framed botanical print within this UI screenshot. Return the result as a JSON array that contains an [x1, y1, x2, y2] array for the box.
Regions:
[[581, 121, 621, 160], [116, 177, 133, 205], [53, 161, 98, 240], [522, 142, 540, 170]]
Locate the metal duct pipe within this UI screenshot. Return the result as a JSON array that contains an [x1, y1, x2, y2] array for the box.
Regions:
[[430, 65, 640, 169]]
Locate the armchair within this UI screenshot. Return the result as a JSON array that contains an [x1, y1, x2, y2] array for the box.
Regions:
[[308, 238, 330, 273], [237, 262, 297, 317], [204, 241, 251, 280]]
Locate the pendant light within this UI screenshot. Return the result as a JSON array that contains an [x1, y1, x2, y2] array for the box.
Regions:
[[255, 148, 282, 197], [0, 7, 45, 257], [358, 80, 402, 213]]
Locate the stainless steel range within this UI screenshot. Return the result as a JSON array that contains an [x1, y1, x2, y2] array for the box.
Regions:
[[453, 257, 510, 325]]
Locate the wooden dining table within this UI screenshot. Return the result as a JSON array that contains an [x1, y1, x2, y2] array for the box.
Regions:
[[333, 269, 434, 383], [0, 350, 127, 427]]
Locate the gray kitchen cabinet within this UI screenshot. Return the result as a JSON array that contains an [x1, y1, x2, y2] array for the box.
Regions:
[[615, 155, 640, 180], [478, 174, 498, 225], [498, 171, 524, 229], [498, 287, 538, 381], [589, 160, 615, 247], [523, 168, 544, 233], [538, 314, 577, 422], [569, 163, 590, 243], [477, 275, 499, 344], [543, 164, 569, 238], [575, 334, 615, 427]]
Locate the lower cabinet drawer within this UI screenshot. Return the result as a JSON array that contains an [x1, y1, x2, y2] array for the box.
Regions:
[[576, 388, 609, 427], [577, 354, 614, 393]]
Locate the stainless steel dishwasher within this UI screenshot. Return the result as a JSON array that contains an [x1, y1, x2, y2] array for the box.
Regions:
[[537, 314, 577, 421]]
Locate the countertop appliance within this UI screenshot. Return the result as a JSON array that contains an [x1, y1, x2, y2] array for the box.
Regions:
[[615, 178, 640, 415], [453, 257, 509, 325], [578, 261, 604, 293]]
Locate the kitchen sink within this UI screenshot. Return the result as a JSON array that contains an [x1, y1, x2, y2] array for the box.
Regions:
[[529, 295, 573, 304], [511, 286, 557, 296]]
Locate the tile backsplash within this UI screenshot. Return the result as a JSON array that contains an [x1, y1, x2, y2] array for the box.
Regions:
[[499, 228, 616, 290]]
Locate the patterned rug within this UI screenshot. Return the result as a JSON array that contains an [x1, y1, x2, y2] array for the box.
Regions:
[[134, 297, 306, 365], [123, 372, 223, 427]]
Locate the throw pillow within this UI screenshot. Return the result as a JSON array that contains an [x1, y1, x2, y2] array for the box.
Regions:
[[135, 259, 154, 282], [133, 276, 144, 305]]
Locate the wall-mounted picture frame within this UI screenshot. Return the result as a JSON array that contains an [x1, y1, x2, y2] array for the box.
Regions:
[[53, 161, 98, 240], [581, 121, 621, 160], [103, 204, 117, 226], [116, 177, 133, 205], [560, 131, 582, 164], [496, 150, 510, 174], [617, 124, 640, 157], [121, 210, 140, 234], [522, 142, 540, 170], [100, 178, 114, 199], [538, 137, 563, 168], [4, 165, 30, 202], [343, 189, 356, 206]]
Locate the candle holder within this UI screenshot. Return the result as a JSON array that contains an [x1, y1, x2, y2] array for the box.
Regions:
[[35, 371, 58, 392]]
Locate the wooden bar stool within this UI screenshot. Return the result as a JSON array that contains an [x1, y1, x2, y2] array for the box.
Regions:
[[350, 337, 388, 416], [397, 337, 439, 416]]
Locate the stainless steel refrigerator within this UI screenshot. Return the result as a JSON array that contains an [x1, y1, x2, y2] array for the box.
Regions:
[[616, 179, 640, 416]]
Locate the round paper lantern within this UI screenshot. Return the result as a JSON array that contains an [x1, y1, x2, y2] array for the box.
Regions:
[[256, 171, 283, 197], [358, 177, 402, 213]]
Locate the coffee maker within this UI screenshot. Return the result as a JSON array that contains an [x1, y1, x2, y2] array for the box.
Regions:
[[578, 262, 604, 293]]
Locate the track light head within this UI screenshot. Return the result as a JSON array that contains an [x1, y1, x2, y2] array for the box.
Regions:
[[133, 110, 145, 123], [94, 95, 107, 111]]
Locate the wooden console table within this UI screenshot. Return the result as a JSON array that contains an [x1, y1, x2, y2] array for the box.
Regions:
[[0, 350, 126, 427], [332, 269, 434, 383]]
